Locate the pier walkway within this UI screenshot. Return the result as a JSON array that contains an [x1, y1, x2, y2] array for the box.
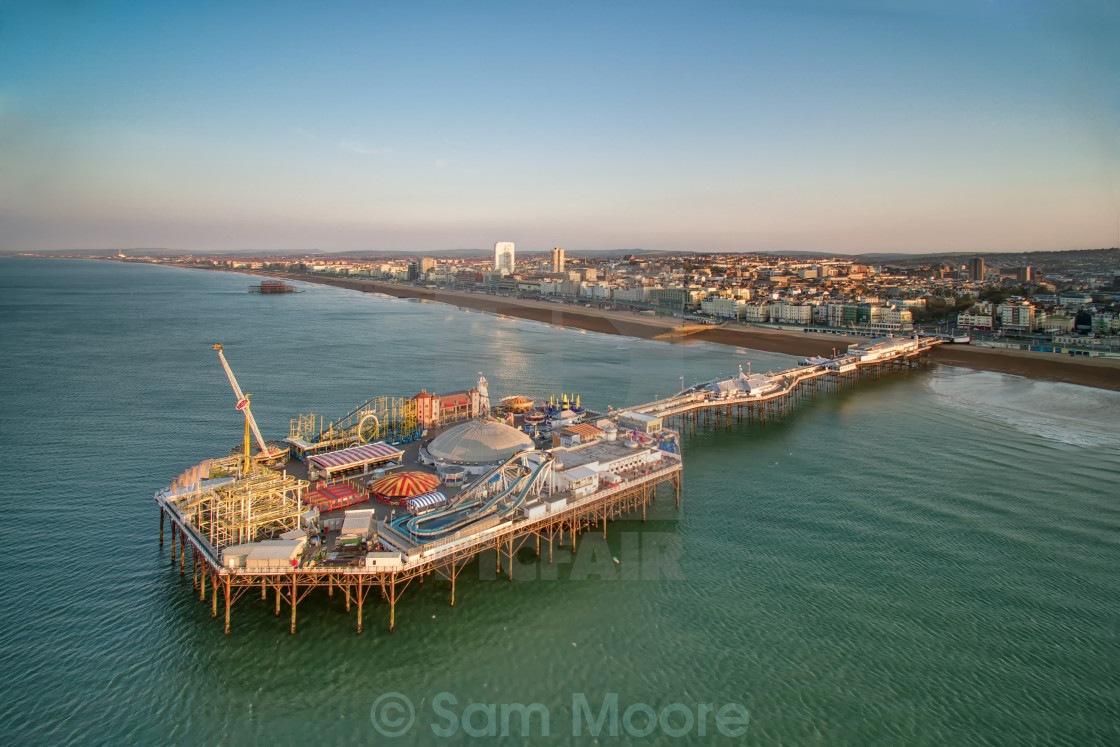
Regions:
[[618, 335, 941, 430]]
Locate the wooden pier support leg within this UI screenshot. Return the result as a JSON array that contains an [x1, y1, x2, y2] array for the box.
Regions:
[[261, 579, 267, 600], [345, 582, 351, 611], [389, 575, 397, 633], [179, 537, 186, 575], [170, 523, 176, 564], [548, 529, 554, 563], [275, 585, 281, 616], [211, 574, 219, 618], [357, 578, 364, 634], [329, 575, 333, 597], [290, 577, 298, 635], [223, 579, 231, 635], [496, 544, 501, 575], [536, 534, 540, 557], [507, 538, 514, 581], [200, 564, 207, 602], [160, 509, 164, 547], [192, 548, 198, 590], [676, 474, 681, 508], [571, 522, 578, 554], [450, 564, 458, 607]]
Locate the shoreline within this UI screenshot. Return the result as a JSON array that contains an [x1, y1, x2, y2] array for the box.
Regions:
[[279, 272, 1120, 393], [164, 263, 1120, 392]]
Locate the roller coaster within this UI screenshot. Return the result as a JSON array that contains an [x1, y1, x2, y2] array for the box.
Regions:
[[289, 396, 421, 448]]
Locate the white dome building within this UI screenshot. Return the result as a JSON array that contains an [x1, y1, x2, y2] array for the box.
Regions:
[[424, 419, 534, 474]]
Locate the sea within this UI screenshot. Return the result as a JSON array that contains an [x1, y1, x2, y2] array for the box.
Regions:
[[1, 257, 1118, 745]]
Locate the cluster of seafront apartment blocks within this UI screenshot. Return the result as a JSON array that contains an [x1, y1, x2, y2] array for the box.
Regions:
[[492, 242, 919, 333], [957, 297, 1119, 335], [475, 244, 1116, 339]]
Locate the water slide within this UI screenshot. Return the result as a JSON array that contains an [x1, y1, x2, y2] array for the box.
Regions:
[[495, 458, 551, 519], [401, 469, 526, 538], [399, 457, 551, 540], [439, 451, 524, 510], [390, 455, 522, 536]]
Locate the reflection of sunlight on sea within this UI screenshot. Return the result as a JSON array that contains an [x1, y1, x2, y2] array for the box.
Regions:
[[490, 333, 532, 383], [927, 367, 1120, 448]]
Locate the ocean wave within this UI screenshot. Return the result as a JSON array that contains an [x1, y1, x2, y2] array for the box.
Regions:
[[927, 369, 1120, 448]]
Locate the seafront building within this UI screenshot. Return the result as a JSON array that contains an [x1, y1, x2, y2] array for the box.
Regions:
[[968, 257, 986, 282], [414, 375, 491, 430], [420, 418, 535, 476], [494, 242, 515, 274], [999, 302, 1036, 333], [957, 302, 995, 330]]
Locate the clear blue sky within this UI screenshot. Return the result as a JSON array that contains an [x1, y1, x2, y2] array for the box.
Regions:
[[1, 0, 1116, 254]]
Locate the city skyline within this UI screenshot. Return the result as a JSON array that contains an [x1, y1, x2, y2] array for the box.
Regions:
[[1, 1, 1117, 254]]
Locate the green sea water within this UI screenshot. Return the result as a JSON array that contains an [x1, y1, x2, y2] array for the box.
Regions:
[[1, 258, 1118, 745]]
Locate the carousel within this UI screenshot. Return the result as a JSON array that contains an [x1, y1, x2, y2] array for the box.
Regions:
[[367, 471, 441, 506], [499, 395, 535, 414]]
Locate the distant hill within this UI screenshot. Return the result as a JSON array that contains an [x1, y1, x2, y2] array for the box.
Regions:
[[7, 245, 1115, 274], [856, 248, 1119, 268]]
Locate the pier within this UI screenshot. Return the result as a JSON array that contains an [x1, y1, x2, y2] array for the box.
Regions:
[[621, 334, 941, 432], [249, 279, 300, 293], [155, 335, 939, 634], [157, 455, 681, 634]]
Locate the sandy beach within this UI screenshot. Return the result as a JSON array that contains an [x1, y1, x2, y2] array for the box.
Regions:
[[250, 270, 1120, 392]]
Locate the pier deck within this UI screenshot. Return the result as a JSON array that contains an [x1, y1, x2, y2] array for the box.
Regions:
[[157, 456, 681, 634], [620, 334, 941, 430]]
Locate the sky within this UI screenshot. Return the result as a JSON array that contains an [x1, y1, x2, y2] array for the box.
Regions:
[[0, 0, 1117, 254]]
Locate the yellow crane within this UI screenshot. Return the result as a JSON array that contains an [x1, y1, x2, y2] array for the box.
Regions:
[[212, 343, 271, 473]]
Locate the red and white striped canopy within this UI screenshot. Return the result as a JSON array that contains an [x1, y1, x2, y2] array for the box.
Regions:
[[309, 442, 403, 471], [368, 471, 440, 498]]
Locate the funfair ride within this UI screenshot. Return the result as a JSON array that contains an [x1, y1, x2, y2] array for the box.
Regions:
[[212, 343, 272, 473]]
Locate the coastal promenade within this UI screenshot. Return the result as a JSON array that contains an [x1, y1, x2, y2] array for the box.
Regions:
[[100, 259, 1119, 390], [241, 268, 1120, 392]]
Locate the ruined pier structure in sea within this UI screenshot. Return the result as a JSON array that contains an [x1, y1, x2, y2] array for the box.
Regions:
[[155, 335, 940, 634]]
